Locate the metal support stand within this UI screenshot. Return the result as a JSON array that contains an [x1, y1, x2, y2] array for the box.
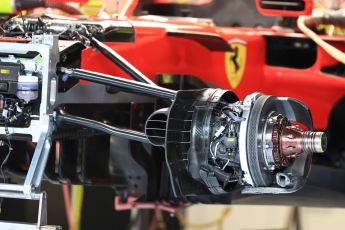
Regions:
[[0, 123, 60, 229], [0, 33, 61, 229], [0, 192, 52, 230]]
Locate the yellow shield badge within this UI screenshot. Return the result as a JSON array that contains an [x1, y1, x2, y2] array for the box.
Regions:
[[225, 40, 247, 89]]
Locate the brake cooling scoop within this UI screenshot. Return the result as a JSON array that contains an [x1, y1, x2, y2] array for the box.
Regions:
[[145, 89, 326, 198]]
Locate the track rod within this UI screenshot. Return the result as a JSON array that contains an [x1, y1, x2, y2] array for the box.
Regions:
[[57, 109, 150, 143], [61, 68, 177, 100], [90, 37, 156, 86]]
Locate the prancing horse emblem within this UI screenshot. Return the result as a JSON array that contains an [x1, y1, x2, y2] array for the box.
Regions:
[[225, 40, 247, 89]]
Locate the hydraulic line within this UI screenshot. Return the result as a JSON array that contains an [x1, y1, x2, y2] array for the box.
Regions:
[[60, 68, 176, 100], [89, 37, 156, 86], [56, 109, 150, 143]]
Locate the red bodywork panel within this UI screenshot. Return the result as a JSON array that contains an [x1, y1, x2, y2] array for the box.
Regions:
[[81, 6, 345, 131]]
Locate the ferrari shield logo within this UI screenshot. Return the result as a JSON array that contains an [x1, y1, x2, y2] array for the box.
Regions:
[[225, 40, 247, 89]]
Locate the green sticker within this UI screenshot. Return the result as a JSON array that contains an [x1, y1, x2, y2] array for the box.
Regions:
[[227, 138, 235, 142], [34, 55, 43, 64], [162, 74, 173, 84]]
